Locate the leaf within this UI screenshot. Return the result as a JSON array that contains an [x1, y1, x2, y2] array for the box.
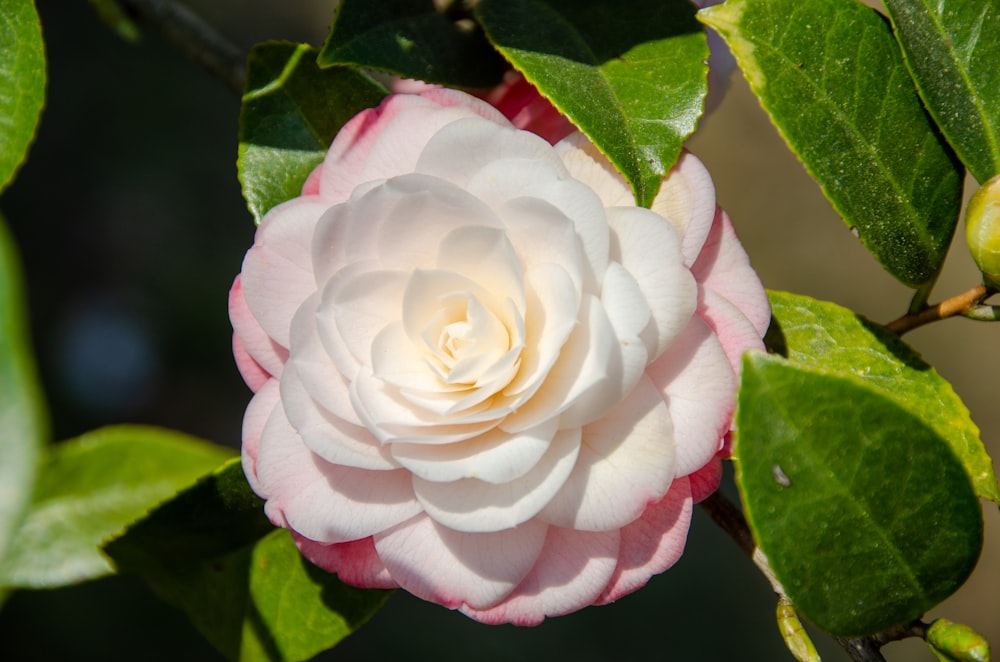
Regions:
[[106, 459, 391, 662], [700, 0, 964, 287], [766, 291, 1000, 504], [0, 0, 46, 192], [736, 353, 982, 636], [882, 0, 1000, 183], [318, 0, 506, 87], [0, 426, 233, 588], [476, 0, 708, 208], [0, 216, 46, 571], [238, 42, 388, 223]]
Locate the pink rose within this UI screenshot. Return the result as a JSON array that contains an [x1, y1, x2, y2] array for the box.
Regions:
[[230, 88, 768, 624]]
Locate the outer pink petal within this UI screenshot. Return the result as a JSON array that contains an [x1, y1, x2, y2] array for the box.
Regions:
[[374, 514, 548, 610], [241, 377, 281, 497], [649, 151, 717, 268], [692, 208, 770, 337], [687, 453, 724, 503], [646, 317, 735, 477], [480, 71, 576, 144], [294, 534, 398, 589], [229, 275, 288, 389], [461, 526, 620, 625], [596, 477, 693, 604]]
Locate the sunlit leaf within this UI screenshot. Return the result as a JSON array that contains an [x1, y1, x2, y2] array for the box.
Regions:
[[0, 0, 46, 192], [701, 0, 963, 286], [477, 0, 708, 208]]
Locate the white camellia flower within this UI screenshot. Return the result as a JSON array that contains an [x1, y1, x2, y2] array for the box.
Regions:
[[230, 88, 769, 624]]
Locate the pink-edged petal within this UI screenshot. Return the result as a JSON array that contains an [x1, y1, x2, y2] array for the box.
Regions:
[[540, 376, 675, 531], [256, 402, 421, 543], [650, 150, 717, 267], [698, 289, 766, 375], [241, 377, 281, 497], [479, 70, 576, 143], [241, 197, 328, 347], [229, 275, 288, 387], [691, 208, 770, 336], [646, 317, 735, 477], [374, 514, 548, 610], [461, 526, 620, 625], [596, 477, 693, 604], [280, 362, 398, 470], [391, 416, 559, 484], [606, 206, 697, 358], [412, 428, 581, 533], [318, 91, 509, 202], [688, 453, 724, 503], [294, 533, 398, 589]]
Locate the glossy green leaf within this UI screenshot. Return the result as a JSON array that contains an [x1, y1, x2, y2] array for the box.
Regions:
[[0, 426, 233, 588], [238, 42, 388, 223], [0, 217, 46, 571], [318, 0, 506, 87], [882, 0, 1000, 183], [106, 460, 390, 662], [736, 353, 982, 636], [476, 0, 708, 208], [701, 0, 963, 286], [0, 0, 46, 192], [766, 291, 1000, 503]]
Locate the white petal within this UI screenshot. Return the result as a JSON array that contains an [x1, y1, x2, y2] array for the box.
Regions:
[[650, 151, 717, 267], [321, 269, 407, 367], [374, 514, 548, 610], [435, 225, 525, 311], [391, 417, 559, 484], [607, 206, 697, 358], [498, 197, 587, 293], [241, 198, 327, 347], [241, 378, 281, 496], [255, 402, 421, 543], [540, 376, 675, 530], [412, 428, 581, 532], [646, 317, 735, 477], [461, 526, 620, 625], [599, 262, 651, 396], [280, 362, 398, 471], [555, 133, 635, 208]]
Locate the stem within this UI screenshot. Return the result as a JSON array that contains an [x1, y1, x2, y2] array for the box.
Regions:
[[907, 274, 939, 315], [698, 492, 922, 662], [118, 0, 247, 93], [885, 284, 991, 335]]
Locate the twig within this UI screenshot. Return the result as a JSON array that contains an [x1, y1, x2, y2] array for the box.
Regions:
[[884, 284, 991, 335], [118, 0, 247, 93], [698, 492, 921, 662]]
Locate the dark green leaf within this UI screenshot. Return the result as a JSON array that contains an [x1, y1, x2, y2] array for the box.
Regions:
[[238, 42, 388, 223], [0, 426, 233, 588], [766, 291, 1000, 503], [701, 0, 963, 286], [736, 354, 982, 636], [476, 0, 708, 208], [0, 216, 46, 570], [318, 0, 506, 87], [882, 0, 1000, 183], [0, 0, 46, 192], [107, 460, 391, 662]]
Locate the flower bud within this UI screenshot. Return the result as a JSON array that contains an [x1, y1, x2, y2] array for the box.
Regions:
[[926, 618, 991, 662], [965, 174, 1000, 288], [776, 596, 820, 662]]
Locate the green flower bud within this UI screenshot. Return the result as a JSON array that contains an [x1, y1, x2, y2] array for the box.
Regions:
[[926, 618, 991, 662], [966, 174, 1000, 288], [776, 596, 821, 662]]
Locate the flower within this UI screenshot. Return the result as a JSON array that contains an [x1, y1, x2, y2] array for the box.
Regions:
[[230, 88, 769, 625]]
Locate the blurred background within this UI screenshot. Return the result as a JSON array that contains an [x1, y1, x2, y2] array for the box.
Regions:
[[0, 0, 996, 660]]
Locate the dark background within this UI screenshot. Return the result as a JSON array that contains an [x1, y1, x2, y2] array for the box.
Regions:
[[0, 1, 995, 660]]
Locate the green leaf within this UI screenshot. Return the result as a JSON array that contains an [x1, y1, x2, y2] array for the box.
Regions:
[[318, 0, 506, 87], [736, 353, 982, 636], [0, 216, 46, 571], [476, 0, 708, 208], [700, 0, 963, 287], [106, 460, 390, 662], [766, 291, 1000, 504], [882, 0, 1000, 183], [0, 0, 46, 192], [0, 426, 233, 588], [238, 42, 388, 223]]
